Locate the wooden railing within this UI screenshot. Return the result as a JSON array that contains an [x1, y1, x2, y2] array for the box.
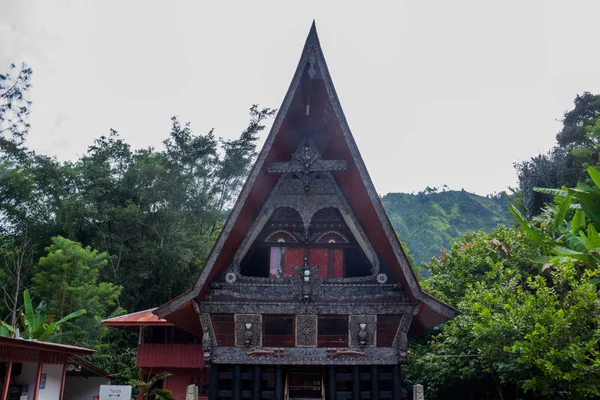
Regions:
[[136, 343, 204, 368]]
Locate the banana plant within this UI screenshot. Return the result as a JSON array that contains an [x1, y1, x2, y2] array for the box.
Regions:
[[0, 289, 86, 341], [509, 167, 600, 270]]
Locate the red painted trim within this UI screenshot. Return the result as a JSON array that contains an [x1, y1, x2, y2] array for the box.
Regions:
[[1, 360, 13, 400], [32, 361, 43, 400], [59, 361, 67, 400]]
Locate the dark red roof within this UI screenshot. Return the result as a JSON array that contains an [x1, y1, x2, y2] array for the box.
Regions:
[[155, 22, 458, 337]]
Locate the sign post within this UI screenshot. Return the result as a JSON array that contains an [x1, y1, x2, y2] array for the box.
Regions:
[[99, 385, 132, 400]]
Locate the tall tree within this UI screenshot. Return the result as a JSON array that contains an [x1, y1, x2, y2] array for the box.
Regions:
[[32, 236, 122, 346], [516, 92, 600, 217], [0, 63, 32, 153]]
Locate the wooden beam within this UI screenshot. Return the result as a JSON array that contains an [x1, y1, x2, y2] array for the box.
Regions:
[[32, 361, 43, 400], [371, 366, 379, 400], [275, 366, 283, 400], [1, 360, 13, 400], [233, 365, 242, 400], [392, 365, 400, 400], [59, 360, 68, 400], [328, 366, 336, 400], [352, 366, 360, 400], [252, 365, 261, 400], [208, 365, 219, 400]]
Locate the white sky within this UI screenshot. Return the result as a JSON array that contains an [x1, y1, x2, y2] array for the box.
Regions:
[[2, 0, 600, 196]]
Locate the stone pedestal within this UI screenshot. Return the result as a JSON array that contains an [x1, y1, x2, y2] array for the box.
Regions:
[[413, 384, 424, 400], [187, 384, 199, 400]]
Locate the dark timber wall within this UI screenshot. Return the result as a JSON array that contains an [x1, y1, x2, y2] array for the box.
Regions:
[[209, 364, 407, 400]]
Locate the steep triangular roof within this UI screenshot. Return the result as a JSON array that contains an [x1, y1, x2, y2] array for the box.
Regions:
[[156, 22, 457, 336]]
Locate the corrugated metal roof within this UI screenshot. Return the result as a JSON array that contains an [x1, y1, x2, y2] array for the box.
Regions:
[[101, 308, 173, 327]]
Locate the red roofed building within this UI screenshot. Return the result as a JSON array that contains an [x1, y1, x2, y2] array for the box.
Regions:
[[1, 336, 112, 400], [105, 23, 457, 400], [102, 309, 207, 399]]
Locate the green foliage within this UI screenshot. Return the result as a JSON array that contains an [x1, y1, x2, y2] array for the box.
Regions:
[[0, 289, 85, 341], [409, 228, 600, 399], [32, 236, 122, 346], [517, 92, 600, 218], [131, 372, 176, 400], [383, 190, 514, 266]]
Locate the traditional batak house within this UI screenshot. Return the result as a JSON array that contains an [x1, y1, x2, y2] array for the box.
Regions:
[[106, 23, 458, 400]]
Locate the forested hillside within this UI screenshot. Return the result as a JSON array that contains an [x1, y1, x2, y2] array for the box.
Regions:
[[382, 190, 513, 264]]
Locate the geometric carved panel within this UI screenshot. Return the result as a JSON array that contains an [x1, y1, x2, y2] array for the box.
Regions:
[[349, 315, 377, 347], [235, 314, 262, 347], [296, 315, 317, 347]]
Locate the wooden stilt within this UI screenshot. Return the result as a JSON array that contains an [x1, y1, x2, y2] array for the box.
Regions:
[[252, 365, 261, 400], [1, 360, 13, 400], [275, 366, 283, 400], [59, 360, 68, 400], [371, 366, 379, 400], [32, 361, 43, 400], [327, 366, 335, 400], [233, 365, 242, 400], [209, 365, 219, 400], [392, 365, 400, 400], [352, 366, 360, 400]]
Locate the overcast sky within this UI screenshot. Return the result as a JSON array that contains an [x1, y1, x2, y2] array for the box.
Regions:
[[2, 0, 600, 196]]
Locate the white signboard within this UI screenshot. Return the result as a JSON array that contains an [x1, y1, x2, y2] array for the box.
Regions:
[[100, 385, 132, 400]]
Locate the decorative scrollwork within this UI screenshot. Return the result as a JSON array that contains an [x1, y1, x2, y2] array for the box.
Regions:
[[265, 230, 299, 243], [315, 230, 349, 244], [296, 315, 317, 347]]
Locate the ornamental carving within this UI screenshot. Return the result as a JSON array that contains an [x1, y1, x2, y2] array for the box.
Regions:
[[296, 315, 317, 347], [393, 313, 414, 361], [290, 259, 323, 302], [235, 314, 261, 347], [200, 313, 215, 364], [349, 315, 377, 348]]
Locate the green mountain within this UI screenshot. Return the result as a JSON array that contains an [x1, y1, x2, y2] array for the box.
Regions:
[[381, 190, 514, 265]]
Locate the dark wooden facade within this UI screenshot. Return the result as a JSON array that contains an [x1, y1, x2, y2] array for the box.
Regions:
[[150, 23, 458, 400]]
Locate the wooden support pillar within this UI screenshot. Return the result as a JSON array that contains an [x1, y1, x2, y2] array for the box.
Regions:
[[392, 365, 400, 400], [209, 365, 219, 400], [32, 361, 43, 400], [275, 366, 283, 400], [59, 360, 68, 400], [2, 360, 13, 400], [352, 366, 360, 400], [234, 365, 242, 400], [327, 366, 336, 400], [371, 366, 379, 400], [252, 365, 261, 400]]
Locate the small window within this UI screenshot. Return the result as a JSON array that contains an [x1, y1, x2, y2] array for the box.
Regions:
[[343, 248, 371, 277], [377, 315, 402, 347], [263, 315, 295, 347], [211, 314, 235, 346], [143, 326, 166, 344], [240, 247, 270, 277], [269, 247, 304, 278], [317, 316, 348, 347]]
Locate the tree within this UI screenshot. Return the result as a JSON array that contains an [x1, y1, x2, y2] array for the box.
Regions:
[[516, 92, 600, 217], [0, 233, 34, 328], [0, 289, 85, 340], [408, 226, 600, 399], [32, 236, 122, 345], [0, 63, 32, 153]]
